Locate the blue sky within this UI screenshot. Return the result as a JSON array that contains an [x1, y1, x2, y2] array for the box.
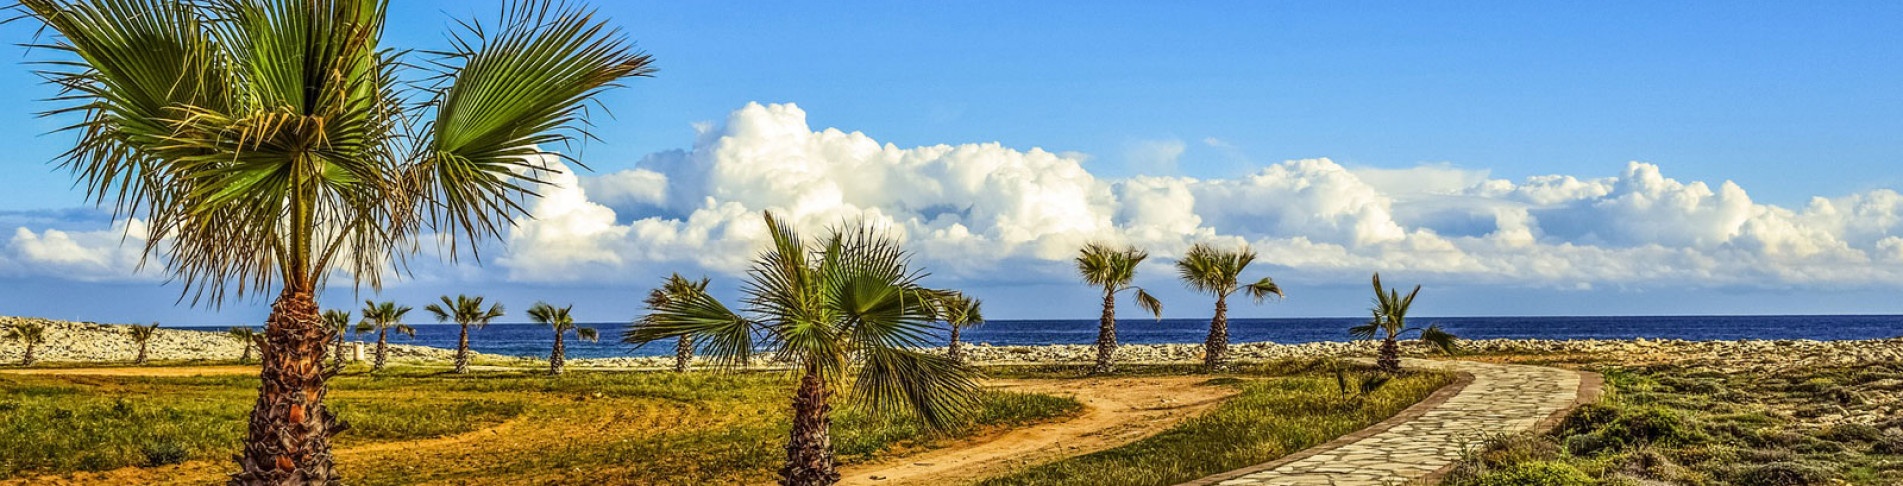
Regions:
[[2, 1, 1902, 324]]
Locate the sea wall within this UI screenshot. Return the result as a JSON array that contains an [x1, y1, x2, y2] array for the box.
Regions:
[[0, 316, 471, 364], [4, 315, 1899, 370]]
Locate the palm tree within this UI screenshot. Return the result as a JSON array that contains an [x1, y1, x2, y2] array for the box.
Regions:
[[528, 303, 596, 376], [425, 295, 505, 374], [1175, 243, 1284, 371], [14, 0, 651, 480], [1076, 243, 1163, 374], [629, 212, 981, 486], [634, 274, 712, 372], [361, 301, 415, 373], [934, 292, 985, 365], [229, 327, 260, 364], [128, 322, 161, 365], [322, 310, 353, 369], [1352, 274, 1457, 373], [5, 323, 48, 366]]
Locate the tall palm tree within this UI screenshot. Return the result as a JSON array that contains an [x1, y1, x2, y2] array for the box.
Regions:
[[15, 0, 652, 481], [1175, 243, 1284, 371], [360, 301, 415, 373], [633, 273, 711, 372], [528, 302, 595, 376], [321, 310, 353, 369], [129, 322, 162, 365], [5, 323, 48, 366], [426, 295, 505, 374], [229, 327, 260, 364], [1076, 243, 1163, 374], [629, 212, 981, 486], [934, 292, 984, 365], [1352, 274, 1457, 373]]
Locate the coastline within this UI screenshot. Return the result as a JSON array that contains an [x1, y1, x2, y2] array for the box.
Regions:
[[5, 315, 1898, 370]]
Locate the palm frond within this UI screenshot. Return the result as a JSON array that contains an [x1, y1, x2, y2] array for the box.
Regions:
[[575, 327, 599, 342], [1076, 243, 1146, 290], [1419, 324, 1459, 355], [1174, 243, 1255, 296], [413, 0, 655, 254], [1244, 277, 1284, 303], [1133, 287, 1164, 320], [853, 346, 980, 430], [626, 287, 756, 367]]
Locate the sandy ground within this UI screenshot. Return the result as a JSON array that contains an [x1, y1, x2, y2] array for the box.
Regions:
[[836, 376, 1239, 486], [4, 367, 1238, 486]]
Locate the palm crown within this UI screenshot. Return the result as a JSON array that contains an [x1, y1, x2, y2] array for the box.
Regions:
[[322, 310, 353, 334], [529, 302, 598, 341], [934, 291, 985, 329], [427, 295, 506, 328], [1351, 274, 1456, 352], [129, 322, 161, 343], [18, 0, 654, 301], [629, 212, 980, 428], [4, 324, 46, 345], [360, 301, 415, 337], [1075, 243, 1163, 317], [1175, 243, 1283, 301]]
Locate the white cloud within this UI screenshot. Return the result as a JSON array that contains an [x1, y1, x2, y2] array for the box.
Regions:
[[1124, 139, 1187, 175], [1, 219, 158, 282], [10, 102, 1903, 294]]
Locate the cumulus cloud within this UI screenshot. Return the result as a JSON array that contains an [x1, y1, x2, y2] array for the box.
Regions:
[[9, 102, 1903, 293], [0, 219, 158, 282]]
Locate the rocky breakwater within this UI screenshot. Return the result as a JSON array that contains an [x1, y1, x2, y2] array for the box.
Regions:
[[0, 316, 469, 365]]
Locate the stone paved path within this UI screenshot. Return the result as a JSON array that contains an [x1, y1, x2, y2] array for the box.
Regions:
[[1187, 359, 1592, 486]]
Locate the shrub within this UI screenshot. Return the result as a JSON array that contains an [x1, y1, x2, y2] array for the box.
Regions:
[[1556, 402, 1620, 436], [1818, 423, 1883, 443], [1873, 433, 1903, 455], [1605, 406, 1704, 446], [1466, 461, 1595, 486], [141, 442, 190, 467], [1562, 433, 1613, 456], [1474, 433, 1560, 467], [1730, 461, 1834, 486]]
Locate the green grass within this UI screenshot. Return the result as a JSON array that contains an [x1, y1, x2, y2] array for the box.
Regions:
[[0, 365, 1080, 484], [978, 362, 1456, 486], [1444, 362, 1903, 486]]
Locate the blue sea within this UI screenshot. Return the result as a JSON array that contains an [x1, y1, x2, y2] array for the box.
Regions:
[[184, 315, 1903, 360]]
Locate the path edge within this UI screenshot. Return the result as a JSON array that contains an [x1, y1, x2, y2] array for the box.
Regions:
[[1175, 370, 1478, 486]]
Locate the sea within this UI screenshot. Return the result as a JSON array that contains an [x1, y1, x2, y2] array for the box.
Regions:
[[181, 315, 1903, 360]]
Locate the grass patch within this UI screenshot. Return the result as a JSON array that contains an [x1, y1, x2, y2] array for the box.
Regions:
[[977, 363, 1455, 486], [1445, 361, 1903, 486], [0, 366, 1080, 484]]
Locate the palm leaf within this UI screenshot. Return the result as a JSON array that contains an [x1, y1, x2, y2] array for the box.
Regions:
[[1133, 287, 1164, 320], [853, 347, 980, 430]]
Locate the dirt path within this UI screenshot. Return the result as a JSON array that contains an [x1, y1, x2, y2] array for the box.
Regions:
[[837, 376, 1239, 486]]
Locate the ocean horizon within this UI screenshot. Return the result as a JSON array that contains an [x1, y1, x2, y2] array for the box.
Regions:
[[183, 315, 1903, 360]]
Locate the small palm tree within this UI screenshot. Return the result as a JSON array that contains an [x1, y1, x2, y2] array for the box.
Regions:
[[228, 327, 260, 364], [1351, 274, 1457, 373], [1076, 243, 1163, 374], [934, 292, 985, 365], [1175, 243, 1283, 371], [14, 0, 652, 479], [629, 212, 981, 486], [360, 301, 416, 373], [634, 274, 712, 372], [322, 310, 354, 369], [528, 303, 596, 376], [128, 322, 161, 365], [5, 323, 48, 366], [426, 295, 506, 374]]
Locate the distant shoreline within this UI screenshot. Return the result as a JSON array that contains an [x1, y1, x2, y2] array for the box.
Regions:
[[6, 316, 1898, 372]]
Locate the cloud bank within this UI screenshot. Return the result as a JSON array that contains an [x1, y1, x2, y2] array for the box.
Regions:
[[8, 102, 1903, 294]]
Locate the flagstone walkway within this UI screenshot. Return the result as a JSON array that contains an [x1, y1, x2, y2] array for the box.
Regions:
[[1182, 359, 1600, 486]]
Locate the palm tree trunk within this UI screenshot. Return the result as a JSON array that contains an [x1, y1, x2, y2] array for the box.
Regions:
[[1204, 294, 1230, 371], [21, 343, 34, 366], [948, 326, 964, 365], [549, 332, 565, 376], [232, 288, 343, 486], [136, 342, 149, 365], [673, 335, 692, 373], [330, 334, 346, 369], [781, 364, 839, 486], [1377, 335, 1401, 373], [1093, 289, 1118, 374], [373, 329, 388, 373], [453, 324, 471, 374], [241, 344, 253, 364]]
